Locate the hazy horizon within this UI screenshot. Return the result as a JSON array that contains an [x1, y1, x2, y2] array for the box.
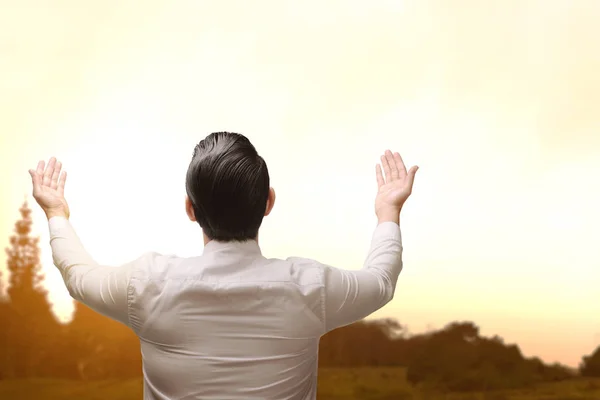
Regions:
[[2, 0, 599, 368]]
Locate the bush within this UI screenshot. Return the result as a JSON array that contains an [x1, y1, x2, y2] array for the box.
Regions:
[[580, 347, 600, 377]]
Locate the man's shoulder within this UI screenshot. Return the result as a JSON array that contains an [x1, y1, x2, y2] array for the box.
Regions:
[[282, 256, 323, 267], [272, 256, 327, 287], [137, 251, 179, 266], [128, 251, 182, 281]]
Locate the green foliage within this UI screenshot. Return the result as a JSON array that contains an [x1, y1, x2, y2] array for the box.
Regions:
[[403, 322, 575, 392], [65, 301, 140, 380], [0, 300, 10, 379], [580, 347, 600, 377], [318, 319, 576, 392], [0, 201, 140, 380], [2, 201, 62, 378]]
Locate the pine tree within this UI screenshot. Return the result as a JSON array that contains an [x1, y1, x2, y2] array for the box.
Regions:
[[0, 263, 9, 379], [5, 200, 61, 377]]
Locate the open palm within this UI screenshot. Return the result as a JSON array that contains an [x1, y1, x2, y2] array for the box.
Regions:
[[375, 150, 418, 216], [29, 157, 70, 218]]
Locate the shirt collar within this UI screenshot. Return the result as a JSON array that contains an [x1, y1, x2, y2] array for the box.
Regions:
[[202, 239, 262, 256]]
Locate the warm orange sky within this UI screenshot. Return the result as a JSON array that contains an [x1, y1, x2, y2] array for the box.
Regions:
[[1, 0, 599, 368]]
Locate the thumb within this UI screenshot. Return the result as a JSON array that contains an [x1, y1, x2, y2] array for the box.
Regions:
[[406, 165, 419, 188], [29, 169, 40, 190]]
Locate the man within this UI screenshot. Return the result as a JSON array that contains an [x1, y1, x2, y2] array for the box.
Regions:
[[29, 131, 418, 400]]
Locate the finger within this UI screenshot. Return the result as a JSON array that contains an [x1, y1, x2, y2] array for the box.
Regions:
[[375, 164, 385, 188], [393, 152, 408, 177], [28, 169, 40, 192], [406, 165, 419, 191], [386, 150, 399, 180], [43, 157, 56, 187], [381, 153, 392, 182], [50, 161, 62, 190], [36, 160, 45, 177], [58, 170, 67, 195]]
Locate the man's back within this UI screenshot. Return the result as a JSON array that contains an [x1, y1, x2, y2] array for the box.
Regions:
[[32, 133, 417, 399], [48, 216, 401, 399], [131, 241, 324, 399]]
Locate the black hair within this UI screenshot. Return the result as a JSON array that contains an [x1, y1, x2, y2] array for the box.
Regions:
[[185, 132, 270, 242]]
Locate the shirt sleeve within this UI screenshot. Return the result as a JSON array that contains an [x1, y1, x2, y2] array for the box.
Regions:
[[48, 216, 154, 327], [322, 221, 403, 332]]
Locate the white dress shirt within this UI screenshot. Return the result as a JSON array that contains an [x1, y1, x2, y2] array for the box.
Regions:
[[49, 216, 403, 400]]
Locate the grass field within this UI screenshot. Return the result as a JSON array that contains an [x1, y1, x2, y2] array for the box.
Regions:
[[1, 368, 599, 400]]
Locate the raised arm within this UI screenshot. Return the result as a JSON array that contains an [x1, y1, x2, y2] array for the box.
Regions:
[[323, 150, 418, 332], [28, 157, 142, 326]]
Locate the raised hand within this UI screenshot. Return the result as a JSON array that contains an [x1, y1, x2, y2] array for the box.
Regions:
[[29, 157, 70, 219], [375, 150, 418, 223]]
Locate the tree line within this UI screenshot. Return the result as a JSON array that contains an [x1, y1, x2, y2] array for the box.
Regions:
[[1, 201, 599, 391]]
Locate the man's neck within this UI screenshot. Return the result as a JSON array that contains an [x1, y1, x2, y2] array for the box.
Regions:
[[203, 234, 259, 246]]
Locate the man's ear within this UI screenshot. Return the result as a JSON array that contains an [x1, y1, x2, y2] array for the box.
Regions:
[[264, 187, 276, 216], [185, 195, 196, 222]]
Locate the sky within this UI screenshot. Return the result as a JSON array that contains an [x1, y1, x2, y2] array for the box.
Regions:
[[1, 0, 599, 368]]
